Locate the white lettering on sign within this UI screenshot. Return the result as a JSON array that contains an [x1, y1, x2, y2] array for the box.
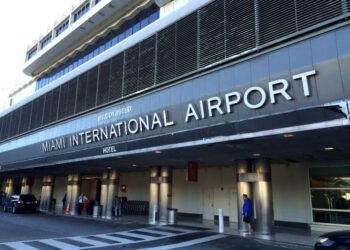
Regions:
[[97, 106, 133, 122], [42, 70, 317, 154], [185, 70, 316, 122], [102, 146, 117, 154]]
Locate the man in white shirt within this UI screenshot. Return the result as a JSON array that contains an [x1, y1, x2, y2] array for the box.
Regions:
[[78, 193, 87, 215]]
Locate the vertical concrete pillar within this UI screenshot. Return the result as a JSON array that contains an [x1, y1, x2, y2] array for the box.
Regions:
[[236, 160, 253, 232], [100, 170, 119, 219], [149, 166, 159, 224], [66, 175, 72, 214], [71, 174, 81, 216], [21, 177, 33, 195], [159, 166, 172, 225], [253, 159, 273, 234], [100, 171, 109, 218], [106, 170, 118, 219], [67, 174, 81, 215], [40, 176, 54, 212], [5, 179, 14, 197]]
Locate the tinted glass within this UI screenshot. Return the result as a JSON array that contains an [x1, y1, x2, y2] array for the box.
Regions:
[[20, 195, 36, 201]]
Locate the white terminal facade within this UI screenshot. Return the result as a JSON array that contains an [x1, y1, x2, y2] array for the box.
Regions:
[[1, 0, 350, 233]]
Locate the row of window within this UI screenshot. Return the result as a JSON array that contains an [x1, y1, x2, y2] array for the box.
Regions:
[[56, 21, 69, 37], [28, 49, 37, 60], [27, 0, 102, 60], [2, 0, 349, 143], [40, 35, 52, 49], [36, 4, 160, 90], [310, 168, 350, 225], [74, 3, 90, 22]]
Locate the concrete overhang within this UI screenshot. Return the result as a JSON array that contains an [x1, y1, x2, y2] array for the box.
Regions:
[[22, 0, 147, 76]]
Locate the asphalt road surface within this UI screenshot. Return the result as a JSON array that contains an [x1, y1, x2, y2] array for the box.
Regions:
[[0, 211, 312, 250]]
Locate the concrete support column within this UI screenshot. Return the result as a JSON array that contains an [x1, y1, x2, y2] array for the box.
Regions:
[[100, 170, 119, 219], [67, 174, 81, 215], [106, 170, 118, 219], [159, 166, 172, 225], [149, 167, 160, 224], [236, 160, 253, 232], [40, 176, 54, 212], [21, 177, 33, 195], [5, 179, 14, 197], [253, 159, 273, 234], [100, 171, 109, 218]]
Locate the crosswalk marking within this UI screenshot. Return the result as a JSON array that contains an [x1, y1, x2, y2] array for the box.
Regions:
[[159, 226, 197, 233], [38, 239, 80, 250], [69, 237, 108, 247], [138, 228, 177, 237], [139, 234, 229, 250], [4, 242, 42, 250], [92, 234, 134, 244], [115, 231, 157, 240], [1, 225, 217, 250]]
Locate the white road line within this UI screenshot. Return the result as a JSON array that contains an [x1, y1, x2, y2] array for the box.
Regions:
[[93, 234, 135, 244], [69, 236, 109, 247], [39, 239, 80, 250], [137, 228, 177, 237], [116, 231, 156, 241], [139, 234, 229, 250], [4, 242, 39, 250], [158, 226, 196, 233]]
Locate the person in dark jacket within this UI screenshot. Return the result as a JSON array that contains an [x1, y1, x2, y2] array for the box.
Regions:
[[242, 194, 253, 234]]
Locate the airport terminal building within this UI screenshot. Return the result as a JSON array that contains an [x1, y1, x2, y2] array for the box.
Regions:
[[1, 0, 350, 233]]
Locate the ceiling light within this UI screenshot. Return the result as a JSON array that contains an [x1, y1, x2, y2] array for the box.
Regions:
[[132, 164, 137, 167], [107, 167, 111, 169], [324, 147, 334, 151], [283, 134, 295, 138], [155, 150, 162, 154], [252, 153, 261, 157]]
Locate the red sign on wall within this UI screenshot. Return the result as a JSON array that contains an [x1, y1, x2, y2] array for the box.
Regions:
[[187, 161, 198, 182]]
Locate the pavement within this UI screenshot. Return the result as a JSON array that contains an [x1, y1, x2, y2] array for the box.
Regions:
[[0, 209, 322, 249], [62, 213, 320, 247]]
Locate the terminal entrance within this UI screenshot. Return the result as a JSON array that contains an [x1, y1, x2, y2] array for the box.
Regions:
[[2, 125, 350, 232]]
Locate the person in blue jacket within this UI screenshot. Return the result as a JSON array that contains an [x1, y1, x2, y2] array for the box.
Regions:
[[242, 194, 253, 233]]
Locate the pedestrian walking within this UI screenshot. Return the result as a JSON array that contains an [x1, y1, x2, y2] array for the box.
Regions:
[[242, 194, 253, 234]]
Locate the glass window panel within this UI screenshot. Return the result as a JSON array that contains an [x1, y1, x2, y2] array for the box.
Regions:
[[141, 18, 149, 28], [112, 36, 118, 45], [311, 190, 350, 210], [149, 12, 159, 23], [132, 22, 141, 33], [105, 40, 111, 49], [311, 177, 350, 188], [125, 28, 132, 37], [313, 210, 350, 225]]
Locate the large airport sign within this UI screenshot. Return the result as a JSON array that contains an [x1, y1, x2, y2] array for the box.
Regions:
[[42, 70, 316, 153]]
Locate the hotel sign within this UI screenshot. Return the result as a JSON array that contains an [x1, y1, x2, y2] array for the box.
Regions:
[[42, 70, 316, 153]]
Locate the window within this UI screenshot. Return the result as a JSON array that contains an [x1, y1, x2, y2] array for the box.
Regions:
[[28, 48, 37, 60], [35, 4, 160, 91], [310, 167, 350, 225], [41, 35, 52, 49], [74, 3, 90, 22], [56, 21, 69, 37]]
